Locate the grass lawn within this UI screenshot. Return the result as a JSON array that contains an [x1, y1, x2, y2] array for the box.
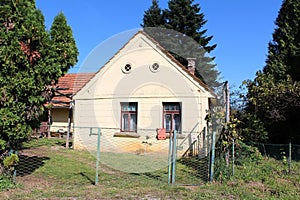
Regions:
[[0, 138, 299, 199]]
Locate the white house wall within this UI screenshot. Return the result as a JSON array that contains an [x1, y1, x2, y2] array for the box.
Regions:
[[73, 32, 212, 155]]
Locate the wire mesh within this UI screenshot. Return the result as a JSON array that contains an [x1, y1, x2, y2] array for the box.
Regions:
[[9, 125, 300, 187], [72, 126, 213, 185], [213, 141, 300, 182], [174, 128, 212, 185], [253, 143, 300, 161]]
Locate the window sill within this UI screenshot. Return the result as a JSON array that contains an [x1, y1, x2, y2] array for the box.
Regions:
[[113, 132, 141, 138]]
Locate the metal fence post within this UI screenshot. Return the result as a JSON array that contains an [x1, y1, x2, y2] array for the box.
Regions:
[[171, 130, 177, 185], [95, 128, 101, 185], [9, 149, 18, 184], [232, 139, 235, 176], [288, 142, 291, 173], [168, 131, 173, 184], [209, 131, 216, 182]]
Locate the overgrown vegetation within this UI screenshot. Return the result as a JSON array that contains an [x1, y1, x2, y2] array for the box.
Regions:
[[243, 0, 300, 144], [0, 138, 299, 199]]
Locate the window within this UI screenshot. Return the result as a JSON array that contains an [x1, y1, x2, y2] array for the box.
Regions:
[[163, 102, 181, 133], [121, 102, 137, 132]]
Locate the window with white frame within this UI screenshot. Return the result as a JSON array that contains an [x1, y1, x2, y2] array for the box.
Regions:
[[163, 102, 181, 133], [121, 102, 137, 132]]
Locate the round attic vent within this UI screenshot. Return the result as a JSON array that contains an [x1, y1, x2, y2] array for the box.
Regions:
[[150, 62, 160, 73], [121, 63, 132, 74]]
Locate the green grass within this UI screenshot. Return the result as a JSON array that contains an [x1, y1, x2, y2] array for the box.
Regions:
[[0, 176, 16, 192], [1, 139, 299, 199], [22, 137, 66, 149]]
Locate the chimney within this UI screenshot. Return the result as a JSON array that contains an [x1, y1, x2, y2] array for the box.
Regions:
[[187, 58, 196, 75]]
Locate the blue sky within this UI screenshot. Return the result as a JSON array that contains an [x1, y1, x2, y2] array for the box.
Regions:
[[36, 0, 282, 88]]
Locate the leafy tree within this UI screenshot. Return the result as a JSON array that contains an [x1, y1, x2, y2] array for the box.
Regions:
[[142, 0, 220, 88], [246, 0, 300, 144], [0, 0, 78, 153]]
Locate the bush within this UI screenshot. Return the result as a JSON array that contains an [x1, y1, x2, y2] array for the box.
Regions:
[[234, 142, 263, 165], [3, 154, 19, 170], [214, 141, 263, 182]]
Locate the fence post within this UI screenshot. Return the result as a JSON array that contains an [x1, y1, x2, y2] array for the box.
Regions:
[[95, 128, 101, 185], [209, 131, 216, 182], [288, 142, 291, 174], [9, 149, 18, 184], [171, 130, 177, 185], [168, 131, 173, 184], [232, 139, 235, 176]]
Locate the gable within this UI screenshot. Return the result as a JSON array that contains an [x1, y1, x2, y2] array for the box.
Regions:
[[74, 31, 215, 100]]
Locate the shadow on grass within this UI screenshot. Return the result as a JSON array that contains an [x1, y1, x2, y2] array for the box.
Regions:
[[177, 156, 209, 183], [78, 172, 95, 185], [127, 169, 167, 183], [16, 155, 50, 176]]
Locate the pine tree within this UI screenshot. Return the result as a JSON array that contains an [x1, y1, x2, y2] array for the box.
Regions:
[[0, 0, 78, 151], [246, 0, 300, 143], [142, 0, 220, 88]]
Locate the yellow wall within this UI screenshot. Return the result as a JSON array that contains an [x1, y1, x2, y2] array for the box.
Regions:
[[51, 108, 71, 132]]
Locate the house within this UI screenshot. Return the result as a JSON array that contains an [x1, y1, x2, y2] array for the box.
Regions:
[[72, 30, 216, 156], [48, 73, 95, 136]]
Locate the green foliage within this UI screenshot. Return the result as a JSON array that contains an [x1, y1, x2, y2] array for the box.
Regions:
[[0, 0, 78, 151], [142, 0, 220, 88], [141, 0, 165, 27], [234, 142, 263, 165], [245, 0, 300, 144], [220, 117, 242, 149], [214, 142, 263, 182], [238, 112, 268, 143], [3, 153, 19, 169], [50, 12, 79, 74], [0, 175, 15, 192], [0, 139, 6, 152]]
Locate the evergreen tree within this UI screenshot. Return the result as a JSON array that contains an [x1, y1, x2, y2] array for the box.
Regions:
[[141, 0, 165, 27], [246, 0, 300, 144], [0, 0, 78, 151], [165, 0, 216, 53], [264, 0, 300, 82], [142, 0, 220, 88], [50, 12, 78, 74]]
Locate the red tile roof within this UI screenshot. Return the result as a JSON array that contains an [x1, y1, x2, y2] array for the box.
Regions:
[[51, 73, 95, 108]]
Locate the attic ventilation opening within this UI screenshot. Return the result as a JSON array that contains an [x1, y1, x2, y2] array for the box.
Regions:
[[122, 63, 132, 74], [150, 62, 160, 73]]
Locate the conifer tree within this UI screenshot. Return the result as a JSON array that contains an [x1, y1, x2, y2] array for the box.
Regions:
[[264, 0, 300, 82], [50, 12, 78, 74], [0, 0, 78, 151], [165, 0, 216, 53], [141, 0, 165, 27], [142, 0, 220, 88], [246, 0, 300, 143]]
